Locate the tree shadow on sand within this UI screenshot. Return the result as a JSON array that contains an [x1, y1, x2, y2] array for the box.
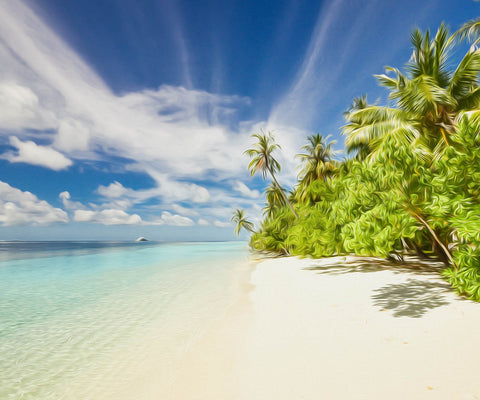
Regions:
[[303, 255, 453, 318], [303, 255, 445, 277], [372, 279, 451, 318]]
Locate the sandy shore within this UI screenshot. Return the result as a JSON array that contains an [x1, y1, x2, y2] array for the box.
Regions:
[[140, 255, 480, 399], [239, 256, 480, 400]]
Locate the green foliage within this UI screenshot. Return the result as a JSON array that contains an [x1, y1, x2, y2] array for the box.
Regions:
[[443, 247, 480, 301], [285, 204, 341, 257], [249, 208, 295, 255], [241, 19, 480, 302]]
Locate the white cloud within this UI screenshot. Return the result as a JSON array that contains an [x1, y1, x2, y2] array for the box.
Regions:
[[0, 1, 253, 181], [73, 209, 142, 225], [0, 0, 317, 227], [145, 172, 211, 203], [54, 118, 90, 152], [233, 181, 260, 198], [96, 176, 211, 205], [0, 1, 281, 231], [64, 188, 195, 226], [59, 191, 86, 210], [0, 81, 57, 131], [151, 211, 194, 226], [95, 199, 133, 211], [213, 220, 231, 228], [3, 136, 72, 170], [0, 180, 68, 226], [171, 203, 199, 217], [97, 181, 129, 198], [197, 218, 210, 226]]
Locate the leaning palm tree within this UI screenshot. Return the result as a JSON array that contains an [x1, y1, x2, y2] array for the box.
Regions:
[[343, 23, 480, 161], [231, 209, 255, 236], [296, 133, 337, 185], [244, 131, 298, 218]]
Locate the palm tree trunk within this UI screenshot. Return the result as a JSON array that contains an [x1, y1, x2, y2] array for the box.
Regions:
[[407, 208, 457, 269], [269, 169, 298, 219]]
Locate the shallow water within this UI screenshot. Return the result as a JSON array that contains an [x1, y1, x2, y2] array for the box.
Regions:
[[0, 241, 249, 399]]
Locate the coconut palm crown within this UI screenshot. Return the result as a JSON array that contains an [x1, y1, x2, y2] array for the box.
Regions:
[[263, 183, 286, 218], [231, 209, 255, 236], [296, 133, 337, 185], [244, 131, 298, 218], [343, 23, 480, 160]]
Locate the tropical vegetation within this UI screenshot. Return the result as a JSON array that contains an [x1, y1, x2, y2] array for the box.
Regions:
[[235, 19, 480, 302]]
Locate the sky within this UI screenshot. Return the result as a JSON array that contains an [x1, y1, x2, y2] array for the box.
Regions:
[[0, 0, 478, 241]]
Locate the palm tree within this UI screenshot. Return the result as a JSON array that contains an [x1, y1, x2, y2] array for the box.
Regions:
[[231, 209, 255, 236], [263, 183, 286, 218], [296, 133, 337, 185], [244, 131, 298, 218], [343, 24, 480, 160], [342, 96, 374, 160]]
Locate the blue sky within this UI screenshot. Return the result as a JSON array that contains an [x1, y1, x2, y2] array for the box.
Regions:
[[0, 0, 478, 241]]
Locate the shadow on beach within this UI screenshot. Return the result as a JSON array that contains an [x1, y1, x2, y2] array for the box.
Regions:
[[372, 279, 451, 318], [303, 255, 445, 277], [303, 255, 453, 318]]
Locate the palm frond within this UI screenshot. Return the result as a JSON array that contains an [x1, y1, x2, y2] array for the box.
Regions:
[[376, 67, 408, 91], [455, 17, 480, 45], [244, 131, 281, 178], [449, 49, 480, 101], [407, 24, 452, 87], [232, 208, 255, 235], [296, 133, 337, 183], [457, 86, 480, 110], [394, 75, 456, 116]]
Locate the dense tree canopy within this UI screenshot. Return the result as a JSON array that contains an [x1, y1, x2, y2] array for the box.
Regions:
[[238, 19, 480, 302]]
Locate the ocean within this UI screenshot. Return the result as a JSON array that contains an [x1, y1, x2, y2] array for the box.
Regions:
[[0, 241, 250, 399]]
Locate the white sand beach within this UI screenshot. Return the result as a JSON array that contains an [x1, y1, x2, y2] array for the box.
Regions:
[[166, 255, 480, 400], [109, 255, 480, 399]]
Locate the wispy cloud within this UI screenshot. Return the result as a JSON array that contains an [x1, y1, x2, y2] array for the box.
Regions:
[[268, 0, 347, 129], [267, 0, 429, 136], [165, 0, 193, 88], [0, 0, 263, 225]]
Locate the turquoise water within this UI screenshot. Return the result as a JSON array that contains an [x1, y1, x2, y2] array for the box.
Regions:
[[0, 241, 249, 399]]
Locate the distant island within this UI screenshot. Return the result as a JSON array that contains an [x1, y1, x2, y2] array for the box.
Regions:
[[135, 237, 149, 242]]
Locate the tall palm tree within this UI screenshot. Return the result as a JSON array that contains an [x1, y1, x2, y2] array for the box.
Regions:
[[343, 24, 480, 160], [244, 131, 298, 218], [296, 133, 337, 185], [231, 209, 255, 236]]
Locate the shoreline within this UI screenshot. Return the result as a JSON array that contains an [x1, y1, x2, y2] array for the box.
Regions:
[[166, 254, 480, 400], [105, 255, 257, 400]]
